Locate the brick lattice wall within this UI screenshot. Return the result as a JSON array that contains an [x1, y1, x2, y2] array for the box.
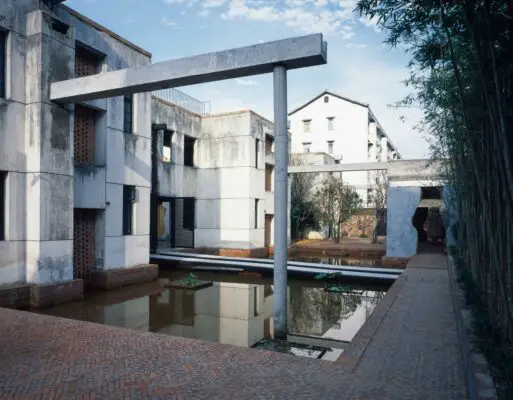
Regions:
[[73, 209, 96, 285], [74, 105, 95, 165]]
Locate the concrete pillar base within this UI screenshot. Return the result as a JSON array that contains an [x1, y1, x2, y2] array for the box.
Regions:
[[90, 264, 158, 290], [30, 279, 84, 308]]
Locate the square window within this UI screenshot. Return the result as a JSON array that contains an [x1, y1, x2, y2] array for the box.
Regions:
[[302, 142, 311, 153]]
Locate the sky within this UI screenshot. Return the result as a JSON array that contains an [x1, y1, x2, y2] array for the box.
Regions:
[[66, 0, 430, 159]]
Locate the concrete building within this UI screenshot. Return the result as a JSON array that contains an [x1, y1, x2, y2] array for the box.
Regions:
[[0, 1, 279, 307], [288, 90, 400, 206], [151, 101, 277, 255]]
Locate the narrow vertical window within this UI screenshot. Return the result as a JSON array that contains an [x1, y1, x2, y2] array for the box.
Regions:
[[163, 130, 173, 163], [184, 136, 195, 167], [255, 138, 260, 169], [123, 185, 136, 235], [183, 197, 195, 230], [327, 117, 334, 131], [123, 95, 133, 133], [0, 171, 6, 241], [303, 120, 311, 133], [327, 140, 334, 154], [0, 30, 7, 99], [254, 199, 259, 229]]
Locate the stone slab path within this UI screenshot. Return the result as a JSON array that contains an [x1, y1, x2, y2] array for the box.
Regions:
[[0, 253, 468, 399]]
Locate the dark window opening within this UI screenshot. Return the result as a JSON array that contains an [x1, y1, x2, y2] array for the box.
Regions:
[[327, 117, 334, 131], [0, 30, 6, 99], [123, 185, 136, 235], [254, 199, 259, 229], [255, 138, 260, 168], [50, 18, 70, 35], [183, 197, 195, 230], [163, 130, 173, 163], [421, 186, 442, 200], [123, 95, 133, 133], [265, 164, 273, 192], [0, 171, 6, 241], [184, 136, 195, 167], [324, 95, 329, 103], [75, 44, 103, 78], [253, 286, 258, 317], [265, 134, 274, 154]]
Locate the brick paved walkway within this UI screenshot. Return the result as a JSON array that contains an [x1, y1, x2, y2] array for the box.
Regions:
[[0, 253, 468, 399]]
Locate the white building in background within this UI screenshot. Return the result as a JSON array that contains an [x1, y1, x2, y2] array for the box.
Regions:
[[288, 90, 401, 206]]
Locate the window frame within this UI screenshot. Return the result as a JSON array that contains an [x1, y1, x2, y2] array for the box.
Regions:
[[327, 117, 335, 131], [254, 199, 259, 229], [255, 138, 260, 169], [0, 30, 7, 99], [327, 140, 334, 154], [162, 130, 173, 163], [0, 171, 6, 241], [303, 120, 311, 133], [302, 142, 311, 153], [122, 185, 136, 235], [123, 95, 134, 134]]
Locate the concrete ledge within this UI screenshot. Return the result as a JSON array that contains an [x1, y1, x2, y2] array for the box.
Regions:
[[179, 247, 270, 258], [30, 279, 84, 308], [381, 256, 410, 268], [0, 284, 31, 309], [335, 274, 407, 369], [90, 264, 158, 290]]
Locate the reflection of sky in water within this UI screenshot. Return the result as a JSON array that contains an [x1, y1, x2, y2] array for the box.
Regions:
[[36, 272, 386, 355]]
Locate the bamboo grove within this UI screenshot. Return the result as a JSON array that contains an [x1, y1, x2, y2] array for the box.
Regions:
[[355, 0, 513, 347]]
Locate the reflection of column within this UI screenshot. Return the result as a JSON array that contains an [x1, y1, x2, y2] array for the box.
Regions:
[[273, 64, 288, 340], [386, 186, 421, 257], [103, 296, 150, 331]]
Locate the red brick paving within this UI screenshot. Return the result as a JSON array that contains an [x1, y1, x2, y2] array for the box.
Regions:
[[0, 253, 469, 399]]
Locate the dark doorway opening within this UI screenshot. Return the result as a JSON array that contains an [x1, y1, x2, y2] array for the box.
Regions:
[[153, 197, 195, 251]]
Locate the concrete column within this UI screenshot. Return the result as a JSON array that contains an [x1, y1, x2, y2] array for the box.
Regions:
[[273, 64, 288, 339], [25, 10, 75, 284]]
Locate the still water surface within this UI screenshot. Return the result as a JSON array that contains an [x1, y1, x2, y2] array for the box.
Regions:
[[37, 268, 387, 353]]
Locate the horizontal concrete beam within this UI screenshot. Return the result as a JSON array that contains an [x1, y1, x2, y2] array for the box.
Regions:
[[51, 34, 327, 103], [288, 162, 388, 174]]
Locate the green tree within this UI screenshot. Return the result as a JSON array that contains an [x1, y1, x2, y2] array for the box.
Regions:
[[355, 0, 513, 395], [314, 174, 362, 243]]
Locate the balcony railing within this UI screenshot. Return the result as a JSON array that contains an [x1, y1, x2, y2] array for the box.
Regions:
[[152, 88, 211, 116]]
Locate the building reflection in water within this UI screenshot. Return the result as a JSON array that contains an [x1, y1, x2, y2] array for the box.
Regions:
[[37, 277, 386, 348]]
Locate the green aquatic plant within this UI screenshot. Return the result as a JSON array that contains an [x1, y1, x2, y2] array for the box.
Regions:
[[184, 272, 200, 286]]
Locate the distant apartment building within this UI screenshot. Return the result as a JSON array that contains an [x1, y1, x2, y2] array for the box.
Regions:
[[288, 90, 400, 206], [0, 1, 276, 308]]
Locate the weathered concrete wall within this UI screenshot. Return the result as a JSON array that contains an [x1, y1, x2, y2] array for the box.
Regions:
[[386, 186, 421, 257], [0, 2, 152, 286]]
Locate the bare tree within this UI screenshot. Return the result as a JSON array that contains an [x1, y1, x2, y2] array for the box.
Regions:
[[290, 155, 318, 240], [314, 174, 362, 243], [368, 171, 389, 244]]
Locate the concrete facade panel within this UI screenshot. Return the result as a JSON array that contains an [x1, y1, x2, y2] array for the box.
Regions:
[[74, 166, 106, 209], [25, 239, 73, 284], [104, 235, 149, 270]]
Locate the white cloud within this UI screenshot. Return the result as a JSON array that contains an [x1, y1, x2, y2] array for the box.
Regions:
[[161, 17, 178, 27], [235, 78, 260, 86], [203, 0, 227, 7], [198, 9, 210, 17], [220, 0, 358, 37]]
